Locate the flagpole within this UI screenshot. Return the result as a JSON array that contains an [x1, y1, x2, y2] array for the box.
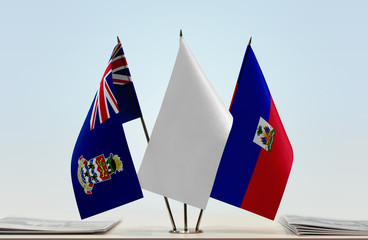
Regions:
[[195, 209, 203, 231], [139, 116, 177, 231], [180, 29, 190, 233], [140, 117, 177, 231], [164, 195, 177, 231], [229, 36, 253, 111], [180, 29, 204, 234], [184, 203, 188, 232], [194, 36, 251, 233], [139, 117, 150, 143], [116, 36, 177, 232]]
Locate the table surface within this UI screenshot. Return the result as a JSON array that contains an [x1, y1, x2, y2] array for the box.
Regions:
[[0, 213, 367, 240]]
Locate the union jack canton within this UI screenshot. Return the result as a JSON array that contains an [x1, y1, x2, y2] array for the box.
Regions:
[[90, 43, 133, 130]]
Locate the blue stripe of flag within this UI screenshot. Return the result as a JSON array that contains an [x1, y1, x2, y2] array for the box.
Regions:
[[211, 46, 271, 207], [113, 68, 131, 76]]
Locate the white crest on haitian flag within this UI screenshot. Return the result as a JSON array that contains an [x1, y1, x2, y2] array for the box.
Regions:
[[253, 117, 275, 152], [138, 36, 233, 209]]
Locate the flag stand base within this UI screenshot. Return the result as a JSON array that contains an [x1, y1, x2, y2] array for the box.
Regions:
[[169, 229, 203, 234], [168, 204, 204, 234]]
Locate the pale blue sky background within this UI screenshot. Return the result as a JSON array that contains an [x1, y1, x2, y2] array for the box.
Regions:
[[0, 0, 368, 223]]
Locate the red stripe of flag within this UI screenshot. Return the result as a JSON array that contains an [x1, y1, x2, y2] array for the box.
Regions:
[[112, 79, 130, 84], [111, 58, 126, 70], [104, 81, 119, 111], [98, 80, 108, 122], [240, 96, 293, 220], [103, 62, 112, 78], [229, 83, 238, 111], [121, 57, 128, 66], [90, 96, 98, 130]]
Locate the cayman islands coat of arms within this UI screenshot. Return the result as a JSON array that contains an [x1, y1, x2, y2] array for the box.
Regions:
[[253, 117, 275, 152], [77, 153, 123, 194]]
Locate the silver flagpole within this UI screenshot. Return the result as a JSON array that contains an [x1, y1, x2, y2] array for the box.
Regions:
[[195, 209, 203, 231], [184, 203, 188, 232], [192, 36, 254, 233], [176, 30, 203, 234], [117, 36, 177, 232], [139, 116, 177, 231]]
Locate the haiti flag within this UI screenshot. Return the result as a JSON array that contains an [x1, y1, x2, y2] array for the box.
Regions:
[[71, 41, 143, 219], [211, 42, 293, 220]]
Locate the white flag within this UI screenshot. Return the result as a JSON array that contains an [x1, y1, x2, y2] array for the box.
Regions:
[[138, 36, 233, 209]]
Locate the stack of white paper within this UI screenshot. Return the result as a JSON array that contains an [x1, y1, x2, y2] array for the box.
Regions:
[[280, 215, 368, 236], [0, 216, 119, 234]]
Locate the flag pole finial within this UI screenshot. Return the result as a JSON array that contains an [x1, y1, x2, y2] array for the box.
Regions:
[[180, 29, 183, 37], [117, 36, 121, 44], [248, 37, 252, 46]]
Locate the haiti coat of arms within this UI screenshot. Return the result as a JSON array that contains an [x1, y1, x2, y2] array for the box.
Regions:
[[253, 117, 275, 152]]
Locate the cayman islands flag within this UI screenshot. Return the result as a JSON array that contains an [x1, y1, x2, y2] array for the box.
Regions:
[[211, 43, 293, 220], [71, 41, 143, 219]]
